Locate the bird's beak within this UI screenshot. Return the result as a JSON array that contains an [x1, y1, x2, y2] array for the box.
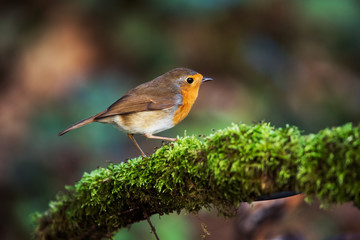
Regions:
[[202, 77, 213, 83]]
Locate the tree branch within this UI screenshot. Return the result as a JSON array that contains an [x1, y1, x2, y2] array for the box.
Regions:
[[33, 122, 360, 239]]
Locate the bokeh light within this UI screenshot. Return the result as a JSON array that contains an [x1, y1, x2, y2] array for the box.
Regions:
[[1, 0, 360, 239]]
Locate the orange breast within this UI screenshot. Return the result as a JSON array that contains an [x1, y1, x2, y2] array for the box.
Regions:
[[173, 81, 201, 125]]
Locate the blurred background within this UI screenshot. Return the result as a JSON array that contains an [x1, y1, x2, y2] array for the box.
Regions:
[[1, 0, 360, 239]]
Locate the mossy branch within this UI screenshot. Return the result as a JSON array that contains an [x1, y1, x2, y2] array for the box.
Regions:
[[34, 123, 360, 239]]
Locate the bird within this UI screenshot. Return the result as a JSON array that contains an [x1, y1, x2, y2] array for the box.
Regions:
[[58, 68, 213, 157]]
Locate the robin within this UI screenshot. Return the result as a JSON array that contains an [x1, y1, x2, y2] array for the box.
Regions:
[[58, 68, 213, 157]]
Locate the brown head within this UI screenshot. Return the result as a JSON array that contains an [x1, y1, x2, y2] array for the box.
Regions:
[[129, 68, 212, 94], [152, 67, 212, 88], [154, 68, 213, 125]]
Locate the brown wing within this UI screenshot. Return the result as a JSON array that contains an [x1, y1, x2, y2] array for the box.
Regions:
[[94, 93, 175, 120]]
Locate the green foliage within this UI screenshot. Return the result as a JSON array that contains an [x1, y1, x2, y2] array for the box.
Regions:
[[34, 122, 360, 239]]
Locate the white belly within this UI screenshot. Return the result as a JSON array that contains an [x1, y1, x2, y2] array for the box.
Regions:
[[99, 107, 176, 134]]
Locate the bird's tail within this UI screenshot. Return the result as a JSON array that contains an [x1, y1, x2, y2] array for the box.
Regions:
[[58, 110, 106, 136]]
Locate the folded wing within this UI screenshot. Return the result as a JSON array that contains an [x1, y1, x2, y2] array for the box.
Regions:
[[94, 94, 176, 120]]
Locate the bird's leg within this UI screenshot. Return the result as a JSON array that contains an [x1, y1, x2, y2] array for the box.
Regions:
[[128, 134, 147, 157], [144, 133, 177, 142]]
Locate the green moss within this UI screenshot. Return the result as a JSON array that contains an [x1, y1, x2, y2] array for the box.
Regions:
[[296, 123, 360, 206], [34, 122, 360, 239], [205, 123, 303, 210]]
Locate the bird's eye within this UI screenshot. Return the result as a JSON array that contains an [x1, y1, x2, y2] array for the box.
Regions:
[[186, 77, 194, 84]]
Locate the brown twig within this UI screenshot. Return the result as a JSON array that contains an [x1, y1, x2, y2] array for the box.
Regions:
[[144, 209, 160, 240]]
